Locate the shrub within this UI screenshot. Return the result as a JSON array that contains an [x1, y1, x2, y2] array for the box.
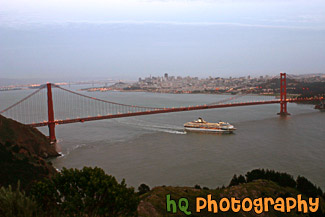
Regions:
[[296, 176, 323, 198], [138, 184, 150, 195], [31, 167, 139, 217], [229, 174, 239, 187], [229, 174, 247, 187], [237, 175, 246, 184], [245, 169, 296, 188], [0, 181, 39, 217]]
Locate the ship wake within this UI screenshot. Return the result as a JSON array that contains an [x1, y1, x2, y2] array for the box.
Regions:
[[113, 118, 186, 135]]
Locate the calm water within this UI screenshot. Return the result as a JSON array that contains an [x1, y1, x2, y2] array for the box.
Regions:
[[1, 86, 324, 189]]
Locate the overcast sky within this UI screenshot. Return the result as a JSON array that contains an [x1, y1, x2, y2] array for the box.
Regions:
[[0, 0, 325, 80]]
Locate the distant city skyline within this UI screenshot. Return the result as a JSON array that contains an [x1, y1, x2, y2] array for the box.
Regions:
[[1, 72, 324, 87], [0, 0, 324, 80]]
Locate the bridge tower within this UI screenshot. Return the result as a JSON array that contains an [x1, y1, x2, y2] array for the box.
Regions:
[[47, 83, 56, 143], [278, 72, 290, 116]]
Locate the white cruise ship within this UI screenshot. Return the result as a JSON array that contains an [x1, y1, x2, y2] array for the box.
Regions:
[[184, 118, 236, 133]]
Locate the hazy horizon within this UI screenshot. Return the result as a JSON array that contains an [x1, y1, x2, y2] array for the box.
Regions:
[[1, 0, 325, 81]]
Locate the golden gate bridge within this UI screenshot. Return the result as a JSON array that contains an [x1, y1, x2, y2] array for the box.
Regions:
[[1, 73, 323, 143]]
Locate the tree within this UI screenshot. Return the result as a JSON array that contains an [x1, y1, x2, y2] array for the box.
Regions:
[[237, 175, 246, 184], [31, 167, 139, 217], [245, 169, 296, 188], [228, 175, 239, 187], [296, 176, 323, 198]]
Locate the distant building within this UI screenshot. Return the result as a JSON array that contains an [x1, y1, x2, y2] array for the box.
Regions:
[[164, 73, 168, 80]]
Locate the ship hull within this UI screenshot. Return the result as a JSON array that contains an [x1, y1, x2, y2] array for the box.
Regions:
[[184, 127, 235, 133]]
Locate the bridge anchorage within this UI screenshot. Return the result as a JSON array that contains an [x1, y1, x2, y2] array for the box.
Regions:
[[0, 73, 323, 144]]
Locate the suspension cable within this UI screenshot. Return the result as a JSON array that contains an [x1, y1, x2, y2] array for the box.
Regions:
[[0, 85, 46, 114], [53, 84, 163, 109]]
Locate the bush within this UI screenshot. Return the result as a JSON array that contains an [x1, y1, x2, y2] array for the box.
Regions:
[[237, 175, 246, 184], [138, 184, 150, 195], [245, 169, 296, 188], [31, 167, 139, 217], [296, 176, 323, 198], [0, 181, 39, 217], [229, 174, 247, 187], [234, 169, 324, 200], [229, 175, 239, 187]]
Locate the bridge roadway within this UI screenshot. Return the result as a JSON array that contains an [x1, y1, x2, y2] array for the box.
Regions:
[[28, 97, 322, 128]]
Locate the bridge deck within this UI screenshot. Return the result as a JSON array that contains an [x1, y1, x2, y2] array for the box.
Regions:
[[28, 97, 320, 127]]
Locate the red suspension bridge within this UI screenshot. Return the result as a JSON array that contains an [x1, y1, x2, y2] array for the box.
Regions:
[[0, 73, 323, 143]]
